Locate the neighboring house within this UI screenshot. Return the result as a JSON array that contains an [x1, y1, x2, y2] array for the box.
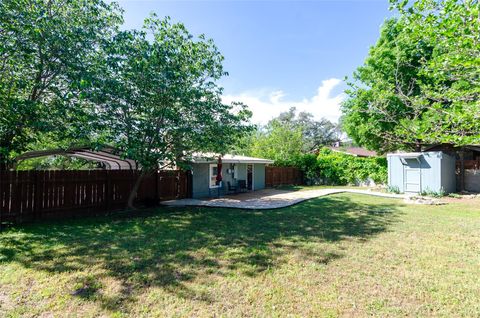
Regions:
[[327, 146, 378, 157], [188, 154, 274, 198]]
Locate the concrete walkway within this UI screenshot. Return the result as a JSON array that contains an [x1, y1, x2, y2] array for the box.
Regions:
[[161, 188, 405, 210]]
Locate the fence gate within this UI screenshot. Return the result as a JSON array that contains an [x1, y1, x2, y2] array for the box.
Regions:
[[157, 170, 189, 200], [265, 166, 303, 187]]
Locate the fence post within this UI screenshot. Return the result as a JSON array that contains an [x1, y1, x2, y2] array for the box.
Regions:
[[33, 170, 41, 221], [155, 170, 159, 204], [105, 170, 111, 213]]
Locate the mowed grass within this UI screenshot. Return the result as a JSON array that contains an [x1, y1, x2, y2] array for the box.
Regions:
[[1, 193, 479, 317]]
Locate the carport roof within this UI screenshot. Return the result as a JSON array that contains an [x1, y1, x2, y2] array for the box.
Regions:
[[15, 146, 138, 170]]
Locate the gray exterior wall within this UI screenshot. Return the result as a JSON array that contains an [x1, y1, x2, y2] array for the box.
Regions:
[[191, 162, 267, 198], [191, 163, 210, 198], [457, 170, 480, 193], [253, 163, 266, 190], [387, 151, 456, 194], [440, 152, 457, 193], [236, 163, 247, 181]]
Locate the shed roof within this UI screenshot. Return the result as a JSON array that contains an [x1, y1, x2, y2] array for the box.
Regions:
[[191, 153, 274, 164], [387, 152, 423, 158]]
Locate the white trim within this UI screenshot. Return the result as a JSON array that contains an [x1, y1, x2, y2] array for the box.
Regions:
[[209, 164, 221, 189], [191, 153, 274, 164]]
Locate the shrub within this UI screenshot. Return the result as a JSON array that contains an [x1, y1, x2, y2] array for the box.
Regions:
[[274, 148, 387, 186], [420, 187, 446, 198], [316, 148, 387, 185], [387, 185, 401, 194]]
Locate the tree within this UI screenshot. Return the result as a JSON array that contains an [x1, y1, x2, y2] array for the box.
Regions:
[[247, 118, 305, 165], [275, 107, 340, 151], [295, 111, 340, 151], [237, 107, 340, 163], [0, 0, 122, 169], [93, 16, 252, 208], [342, 0, 480, 153], [235, 107, 340, 165]]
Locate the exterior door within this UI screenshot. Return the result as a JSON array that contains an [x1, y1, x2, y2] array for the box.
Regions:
[[247, 164, 253, 190], [404, 168, 421, 192]]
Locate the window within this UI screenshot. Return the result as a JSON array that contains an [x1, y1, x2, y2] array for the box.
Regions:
[[209, 164, 219, 188]]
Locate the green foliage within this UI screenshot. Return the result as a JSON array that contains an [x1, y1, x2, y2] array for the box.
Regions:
[[315, 148, 387, 185], [16, 156, 97, 171], [92, 16, 252, 172], [448, 193, 461, 199], [245, 119, 305, 165], [272, 148, 387, 186], [1, 3, 251, 173], [386, 185, 401, 194], [287, 153, 321, 185], [274, 107, 340, 152], [0, 0, 123, 167], [235, 107, 340, 165], [342, 0, 480, 153], [420, 187, 446, 198]]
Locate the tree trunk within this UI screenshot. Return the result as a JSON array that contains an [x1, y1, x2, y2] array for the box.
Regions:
[[414, 140, 422, 152], [127, 170, 148, 210], [0, 152, 9, 171]]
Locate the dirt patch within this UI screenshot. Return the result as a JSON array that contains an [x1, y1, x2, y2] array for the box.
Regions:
[[442, 195, 480, 206]]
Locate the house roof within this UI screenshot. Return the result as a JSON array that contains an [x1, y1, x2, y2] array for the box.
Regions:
[[328, 147, 378, 157], [191, 153, 274, 164]]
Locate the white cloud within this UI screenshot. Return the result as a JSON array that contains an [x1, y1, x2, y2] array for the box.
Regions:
[[223, 78, 345, 124]]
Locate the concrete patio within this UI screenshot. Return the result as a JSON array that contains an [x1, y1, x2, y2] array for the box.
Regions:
[[161, 188, 406, 210]]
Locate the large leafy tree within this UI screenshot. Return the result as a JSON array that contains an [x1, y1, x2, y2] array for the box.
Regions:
[[245, 118, 305, 165], [93, 16, 252, 207], [342, 0, 480, 153], [236, 107, 339, 164], [0, 0, 122, 168]]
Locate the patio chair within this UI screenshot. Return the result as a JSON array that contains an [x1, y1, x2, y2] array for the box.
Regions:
[[209, 181, 223, 198], [237, 180, 247, 193], [227, 181, 238, 194]]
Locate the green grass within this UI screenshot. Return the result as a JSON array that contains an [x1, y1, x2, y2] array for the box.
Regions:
[[1, 193, 479, 317]]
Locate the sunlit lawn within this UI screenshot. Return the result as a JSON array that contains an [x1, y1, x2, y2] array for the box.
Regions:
[[1, 193, 479, 317]]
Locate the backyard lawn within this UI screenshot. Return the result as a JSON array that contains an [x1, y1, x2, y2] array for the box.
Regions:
[[1, 193, 479, 317]]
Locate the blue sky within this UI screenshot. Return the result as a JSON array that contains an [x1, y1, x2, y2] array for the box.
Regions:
[[117, 0, 393, 123]]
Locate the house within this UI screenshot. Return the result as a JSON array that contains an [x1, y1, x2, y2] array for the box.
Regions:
[[188, 154, 274, 198], [14, 147, 276, 199]]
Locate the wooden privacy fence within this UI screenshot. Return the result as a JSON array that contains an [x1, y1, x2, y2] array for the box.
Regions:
[[265, 166, 303, 187], [0, 170, 191, 224]]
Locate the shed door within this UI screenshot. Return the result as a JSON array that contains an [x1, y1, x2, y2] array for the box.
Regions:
[[404, 168, 421, 192]]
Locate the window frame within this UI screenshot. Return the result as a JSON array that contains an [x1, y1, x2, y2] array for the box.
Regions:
[[209, 164, 220, 188]]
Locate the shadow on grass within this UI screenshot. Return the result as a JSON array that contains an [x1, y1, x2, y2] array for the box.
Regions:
[[0, 194, 401, 312]]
